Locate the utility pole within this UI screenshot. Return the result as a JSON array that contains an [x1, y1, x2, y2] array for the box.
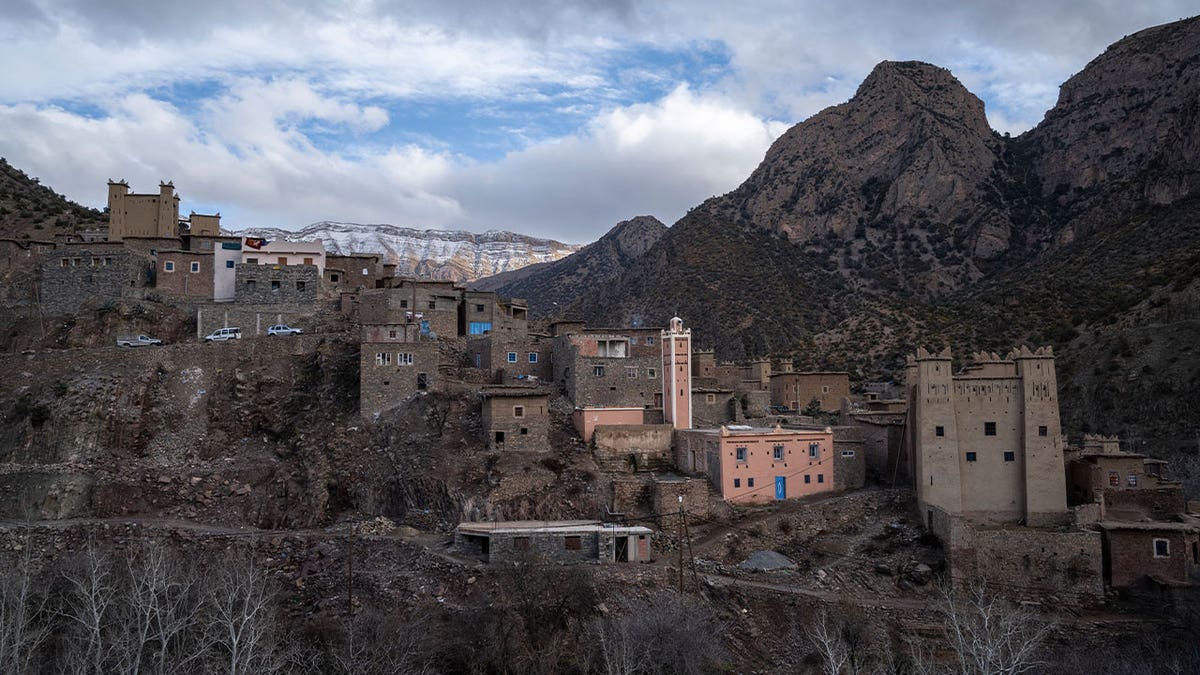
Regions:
[[347, 524, 355, 616], [677, 495, 684, 594]]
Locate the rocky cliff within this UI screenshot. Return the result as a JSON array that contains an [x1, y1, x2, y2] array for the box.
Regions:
[[472, 215, 667, 317], [234, 221, 582, 282]]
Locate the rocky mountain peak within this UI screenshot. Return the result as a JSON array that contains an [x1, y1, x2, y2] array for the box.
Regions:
[[852, 60, 992, 138], [606, 215, 668, 260]]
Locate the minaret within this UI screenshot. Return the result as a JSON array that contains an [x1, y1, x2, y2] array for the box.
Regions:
[[661, 317, 692, 429]]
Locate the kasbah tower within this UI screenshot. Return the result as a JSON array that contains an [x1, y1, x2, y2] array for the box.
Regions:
[[662, 317, 692, 430]]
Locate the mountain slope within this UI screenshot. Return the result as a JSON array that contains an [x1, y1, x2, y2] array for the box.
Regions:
[[566, 16, 1200, 454], [0, 158, 105, 240], [234, 222, 581, 282], [472, 215, 667, 316]]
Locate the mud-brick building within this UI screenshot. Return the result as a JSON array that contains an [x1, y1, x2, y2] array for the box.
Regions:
[[1066, 435, 1186, 518], [675, 425, 837, 504], [468, 333, 553, 382], [906, 347, 1069, 529], [480, 386, 550, 451], [769, 371, 850, 412], [155, 249, 214, 299], [454, 520, 653, 564], [359, 325, 439, 420], [1098, 520, 1200, 589]]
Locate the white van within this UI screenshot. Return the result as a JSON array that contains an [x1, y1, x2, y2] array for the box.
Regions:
[[204, 327, 241, 342]]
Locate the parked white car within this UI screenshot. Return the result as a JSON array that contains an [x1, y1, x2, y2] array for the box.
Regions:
[[116, 335, 162, 348], [267, 324, 303, 336], [204, 327, 242, 342]]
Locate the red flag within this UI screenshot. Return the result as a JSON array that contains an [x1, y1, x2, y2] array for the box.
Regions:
[[244, 237, 268, 250]]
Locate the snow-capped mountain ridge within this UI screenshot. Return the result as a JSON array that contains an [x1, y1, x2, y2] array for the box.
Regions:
[[229, 221, 582, 282]]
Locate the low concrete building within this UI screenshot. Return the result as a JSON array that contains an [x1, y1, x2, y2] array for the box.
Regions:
[[675, 425, 837, 504], [454, 520, 653, 564], [481, 386, 549, 451]]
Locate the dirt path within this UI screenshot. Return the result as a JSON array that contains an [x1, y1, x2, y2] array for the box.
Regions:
[[700, 572, 930, 610]]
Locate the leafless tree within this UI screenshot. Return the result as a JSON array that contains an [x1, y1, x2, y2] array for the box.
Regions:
[[582, 591, 725, 675], [328, 610, 433, 675], [588, 610, 648, 675], [0, 541, 52, 674], [110, 542, 207, 675], [59, 545, 119, 675], [206, 552, 285, 675], [805, 605, 881, 675], [933, 581, 1052, 675]]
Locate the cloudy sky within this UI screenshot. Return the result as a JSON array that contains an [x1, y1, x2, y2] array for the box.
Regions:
[[0, 1, 1193, 242]]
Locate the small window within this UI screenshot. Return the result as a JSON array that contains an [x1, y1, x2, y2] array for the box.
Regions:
[[1153, 539, 1170, 558], [984, 422, 997, 436], [428, 300, 436, 310], [513, 406, 524, 418], [528, 352, 537, 363], [507, 352, 517, 363], [1109, 472, 1120, 486], [520, 427, 528, 435], [398, 353, 413, 365], [376, 352, 391, 366], [593, 366, 605, 377], [706, 394, 716, 404], [475, 304, 485, 312], [1038, 425, 1048, 437], [935, 425, 945, 437], [104, 257, 113, 265], [330, 272, 338, 281], [246, 279, 256, 291], [773, 445, 784, 461], [809, 442, 820, 458], [748, 477, 755, 488], [1127, 474, 1138, 487], [246, 257, 258, 264], [966, 452, 977, 462], [225, 260, 234, 269], [303, 257, 313, 265], [514, 537, 530, 551], [400, 300, 408, 308], [733, 478, 741, 488], [1004, 451, 1015, 462], [564, 536, 581, 551], [190, 261, 200, 273], [627, 367, 638, 379], [164, 261, 175, 272], [389, 330, 397, 338], [646, 368, 657, 379], [841, 450, 856, 457], [804, 475, 811, 484], [296, 281, 305, 291], [736, 447, 747, 462], [60, 258, 68, 267], [817, 474, 824, 484], [277, 257, 287, 265], [822, 385, 829, 394], [629, 337, 638, 345], [271, 280, 280, 291]]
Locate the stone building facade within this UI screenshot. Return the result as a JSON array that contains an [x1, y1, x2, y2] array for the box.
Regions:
[[906, 347, 1069, 528], [675, 425, 837, 504], [468, 334, 553, 382], [553, 326, 664, 410], [39, 248, 148, 315], [592, 424, 674, 472], [234, 264, 319, 305], [691, 387, 741, 427], [454, 520, 653, 564], [1099, 521, 1200, 589], [359, 336, 439, 419], [769, 371, 850, 412], [481, 387, 549, 451]]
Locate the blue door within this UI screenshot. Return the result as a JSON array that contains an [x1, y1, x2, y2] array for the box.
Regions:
[[775, 476, 786, 500]]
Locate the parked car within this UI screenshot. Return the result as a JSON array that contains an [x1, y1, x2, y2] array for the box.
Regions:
[[115, 335, 162, 348], [267, 324, 303, 336], [204, 327, 242, 342]]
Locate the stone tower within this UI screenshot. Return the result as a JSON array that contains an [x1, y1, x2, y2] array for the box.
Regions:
[[1014, 346, 1068, 525], [661, 317, 692, 429], [909, 347, 962, 521]]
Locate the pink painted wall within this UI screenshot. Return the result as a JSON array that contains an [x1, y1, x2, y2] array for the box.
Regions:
[[717, 429, 835, 504], [572, 407, 646, 443]]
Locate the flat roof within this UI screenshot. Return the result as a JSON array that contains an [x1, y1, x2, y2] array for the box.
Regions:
[[1097, 520, 1199, 533], [457, 520, 652, 536], [681, 425, 831, 437], [480, 386, 550, 398]]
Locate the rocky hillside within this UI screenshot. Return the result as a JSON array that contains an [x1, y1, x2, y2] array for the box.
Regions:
[[0, 158, 105, 240], [234, 221, 581, 282], [561, 16, 1200, 456], [471, 215, 667, 317]]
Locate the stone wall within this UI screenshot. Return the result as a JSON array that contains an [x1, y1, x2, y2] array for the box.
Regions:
[[360, 340, 440, 419], [940, 513, 1105, 607], [195, 305, 320, 338], [234, 264, 318, 305], [611, 478, 652, 515], [156, 251, 214, 299], [567, 354, 661, 408], [40, 249, 150, 316], [592, 424, 674, 472], [1102, 527, 1200, 588], [653, 476, 709, 528], [1101, 486, 1188, 519], [469, 334, 552, 382], [691, 390, 739, 428]]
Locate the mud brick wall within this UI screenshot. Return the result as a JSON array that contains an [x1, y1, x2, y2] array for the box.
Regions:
[[1101, 486, 1187, 519], [593, 424, 674, 472], [1103, 527, 1200, 588], [482, 395, 550, 451], [832, 426, 867, 491], [234, 264, 318, 305]]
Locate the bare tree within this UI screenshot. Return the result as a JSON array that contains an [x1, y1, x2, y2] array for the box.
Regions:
[[805, 606, 880, 675], [583, 591, 725, 675], [328, 610, 433, 675], [937, 582, 1052, 675], [59, 545, 119, 675], [0, 541, 52, 674], [206, 552, 284, 675], [110, 542, 207, 675]]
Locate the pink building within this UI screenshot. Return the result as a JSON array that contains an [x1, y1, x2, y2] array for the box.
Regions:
[[573, 407, 646, 443], [675, 425, 836, 504]]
